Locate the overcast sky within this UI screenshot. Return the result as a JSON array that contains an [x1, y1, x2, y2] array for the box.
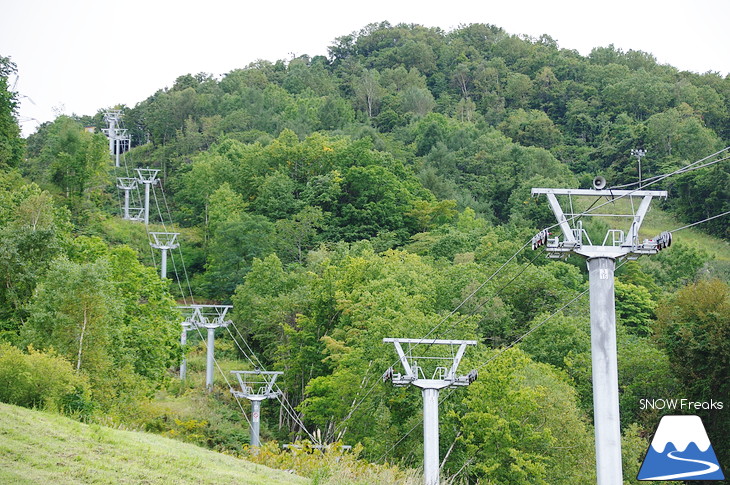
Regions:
[[3, 0, 729, 137]]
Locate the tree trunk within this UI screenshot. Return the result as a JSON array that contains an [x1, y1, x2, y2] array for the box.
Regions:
[[77, 307, 87, 371]]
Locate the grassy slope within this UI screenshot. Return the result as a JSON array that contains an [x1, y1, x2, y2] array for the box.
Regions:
[[0, 403, 308, 485]]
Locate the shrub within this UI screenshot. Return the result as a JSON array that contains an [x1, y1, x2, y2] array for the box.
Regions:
[[244, 440, 421, 485], [0, 343, 93, 415]]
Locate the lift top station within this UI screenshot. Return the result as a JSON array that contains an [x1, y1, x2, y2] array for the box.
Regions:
[[531, 178, 669, 485], [383, 338, 477, 485]]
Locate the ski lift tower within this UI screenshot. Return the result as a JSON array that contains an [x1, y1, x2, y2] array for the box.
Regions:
[[383, 338, 478, 485], [102, 110, 130, 167], [135, 168, 159, 225], [179, 320, 194, 381], [149, 232, 180, 279], [230, 370, 283, 447], [179, 304, 232, 391], [116, 177, 143, 221], [531, 180, 670, 485]]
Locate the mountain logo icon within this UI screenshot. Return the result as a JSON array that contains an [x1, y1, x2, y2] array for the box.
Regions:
[[638, 415, 725, 481]]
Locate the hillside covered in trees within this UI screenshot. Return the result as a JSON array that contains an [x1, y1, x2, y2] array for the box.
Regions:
[[1, 22, 729, 484]]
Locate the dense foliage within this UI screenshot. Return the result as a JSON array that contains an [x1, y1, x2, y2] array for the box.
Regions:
[[1, 20, 729, 483]]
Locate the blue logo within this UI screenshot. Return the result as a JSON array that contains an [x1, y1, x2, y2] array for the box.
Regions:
[[638, 415, 725, 481]]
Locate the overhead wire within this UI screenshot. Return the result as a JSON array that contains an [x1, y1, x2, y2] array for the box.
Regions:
[[377, 202, 729, 466], [116, 129, 257, 431], [152, 184, 256, 429], [151, 187, 189, 305], [146, 170, 272, 435], [332, 241, 539, 437], [607, 146, 730, 190], [142, 156, 316, 442], [670, 210, 730, 233], [224, 324, 317, 443], [371, 147, 730, 464], [159, 184, 197, 304], [103, 111, 258, 435], [439, 249, 544, 340], [105, 114, 728, 456], [411, 239, 533, 345]]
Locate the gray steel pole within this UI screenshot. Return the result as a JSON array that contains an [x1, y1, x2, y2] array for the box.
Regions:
[[123, 189, 130, 219], [160, 248, 168, 279], [587, 257, 623, 485], [115, 138, 120, 168], [180, 327, 187, 380], [108, 123, 115, 159], [206, 327, 215, 391], [143, 182, 150, 225], [422, 387, 440, 485], [250, 399, 262, 447]]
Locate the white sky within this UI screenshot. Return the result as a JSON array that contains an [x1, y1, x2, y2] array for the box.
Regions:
[[2, 0, 729, 137]]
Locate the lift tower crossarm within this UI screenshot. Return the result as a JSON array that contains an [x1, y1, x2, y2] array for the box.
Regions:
[[135, 168, 160, 226], [531, 188, 668, 197], [230, 370, 283, 400], [531, 187, 668, 260]]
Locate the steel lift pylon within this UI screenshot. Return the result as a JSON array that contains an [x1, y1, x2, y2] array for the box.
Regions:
[[531, 181, 669, 485]]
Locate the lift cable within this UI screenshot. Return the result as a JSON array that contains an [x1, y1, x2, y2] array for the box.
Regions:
[[377, 205, 728, 466], [671, 210, 730, 233], [103, 113, 254, 431], [333, 245, 541, 438], [151, 187, 189, 305], [607, 146, 729, 190], [438, 250, 545, 341], [188, 323, 253, 429], [159, 183, 196, 304], [144, 170, 259, 430], [224, 323, 318, 443]]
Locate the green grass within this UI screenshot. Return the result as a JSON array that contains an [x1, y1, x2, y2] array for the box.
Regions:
[[0, 402, 308, 485]]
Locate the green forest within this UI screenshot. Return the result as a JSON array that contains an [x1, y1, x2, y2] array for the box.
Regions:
[[1, 21, 729, 484]]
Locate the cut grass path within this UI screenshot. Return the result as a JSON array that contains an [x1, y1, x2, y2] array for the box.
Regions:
[[0, 403, 308, 485]]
